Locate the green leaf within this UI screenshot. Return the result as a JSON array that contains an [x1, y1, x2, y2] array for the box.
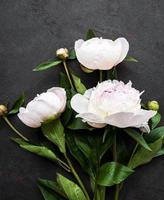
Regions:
[[124, 56, 138, 62], [71, 72, 87, 94], [61, 102, 73, 126], [11, 137, 28, 145], [33, 60, 62, 72], [38, 179, 67, 199], [8, 94, 25, 115], [125, 128, 151, 151], [41, 119, 65, 153], [57, 174, 87, 200], [20, 144, 58, 162], [66, 132, 91, 174], [144, 126, 164, 143], [151, 113, 161, 129], [59, 72, 71, 89], [128, 137, 163, 169], [68, 118, 94, 131], [38, 184, 64, 200], [69, 49, 76, 60], [86, 29, 96, 40], [97, 162, 134, 186]]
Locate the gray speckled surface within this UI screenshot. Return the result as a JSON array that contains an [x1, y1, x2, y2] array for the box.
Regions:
[[0, 0, 164, 199]]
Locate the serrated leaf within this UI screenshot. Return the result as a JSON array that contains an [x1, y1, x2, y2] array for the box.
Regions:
[[144, 126, 164, 143], [97, 162, 134, 186], [67, 118, 94, 131], [8, 94, 25, 115], [128, 137, 163, 169], [38, 179, 67, 199], [151, 113, 161, 129], [41, 119, 65, 153], [38, 184, 64, 200], [71, 73, 87, 94], [69, 49, 76, 60], [57, 174, 87, 200], [124, 56, 138, 62], [33, 60, 62, 71], [86, 29, 96, 40], [125, 128, 151, 151]]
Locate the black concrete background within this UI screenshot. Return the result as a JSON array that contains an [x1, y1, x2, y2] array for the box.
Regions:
[[0, 0, 164, 199]]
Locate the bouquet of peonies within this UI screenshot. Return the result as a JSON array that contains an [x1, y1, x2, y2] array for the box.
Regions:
[[1, 29, 163, 200]]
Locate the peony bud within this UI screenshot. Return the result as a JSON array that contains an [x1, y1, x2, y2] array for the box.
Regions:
[[0, 105, 8, 116], [18, 87, 66, 128], [56, 48, 69, 60], [148, 100, 159, 111]]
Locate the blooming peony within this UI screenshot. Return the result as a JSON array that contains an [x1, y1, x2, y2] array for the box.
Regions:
[[18, 87, 66, 128], [71, 80, 156, 132], [75, 37, 129, 70]]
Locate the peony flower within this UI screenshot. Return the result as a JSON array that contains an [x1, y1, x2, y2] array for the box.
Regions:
[[75, 37, 129, 70], [71, 80, 156, 132], [18, 87, 66, 128]]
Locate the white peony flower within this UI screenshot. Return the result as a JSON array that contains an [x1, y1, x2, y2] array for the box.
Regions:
[[71, 80, 156, 132], [75, 37, 129, 70], [18, 87, 66, 128]]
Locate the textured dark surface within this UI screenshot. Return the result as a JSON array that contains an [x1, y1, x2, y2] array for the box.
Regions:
[[0, 0, 164, 199]]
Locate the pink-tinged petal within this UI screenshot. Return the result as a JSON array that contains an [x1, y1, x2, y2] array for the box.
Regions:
[[105, 110, 156, 130], [114, 38, 129, 66], [71, 94, 89, 114], [18, 108, 41, 128]]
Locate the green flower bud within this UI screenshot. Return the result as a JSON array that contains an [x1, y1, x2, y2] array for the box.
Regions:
[[148, 100, 159, 111], [0, 105, 8, 116], [56, 48, 69, 60]]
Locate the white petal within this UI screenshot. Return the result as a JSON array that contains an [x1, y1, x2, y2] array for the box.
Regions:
[[105, 110, 156, 129], [76, 112, 105, 124], [47, 87, 66, 112], [18, 108, 41, 128], [114, 38, 129, 66], [71, 94, 89, 114]]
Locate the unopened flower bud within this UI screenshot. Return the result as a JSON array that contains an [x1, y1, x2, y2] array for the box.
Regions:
[[0, 105, 7, 116], [80, 65, 94, 73], [56, 48, 69, 60], [148, 100, 159, 111]]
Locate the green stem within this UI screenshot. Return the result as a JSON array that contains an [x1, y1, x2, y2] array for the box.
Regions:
[[62, 60, 74, 89], [114, 185, 120, 200], [3, 116, 29, 141], [99, 70, 103, 82], [119, 132, 143, 191], [113, 133, 120, 200], [57, 158, 70, 172], [64, 153, 90, 200]]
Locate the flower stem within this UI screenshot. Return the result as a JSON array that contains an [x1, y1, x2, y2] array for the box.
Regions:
[[113, 133, 120, 200], [99, 70, 103, 82], [62, 60, 74, 89], [64, 153, 90, 200], [3, 116, 29, 141]]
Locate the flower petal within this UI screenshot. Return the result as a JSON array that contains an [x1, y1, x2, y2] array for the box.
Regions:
[[114, 38, 129, 65], [18, 108, 41, 128], [71, 94, 89, 114], [105, 110, 156, 130]]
